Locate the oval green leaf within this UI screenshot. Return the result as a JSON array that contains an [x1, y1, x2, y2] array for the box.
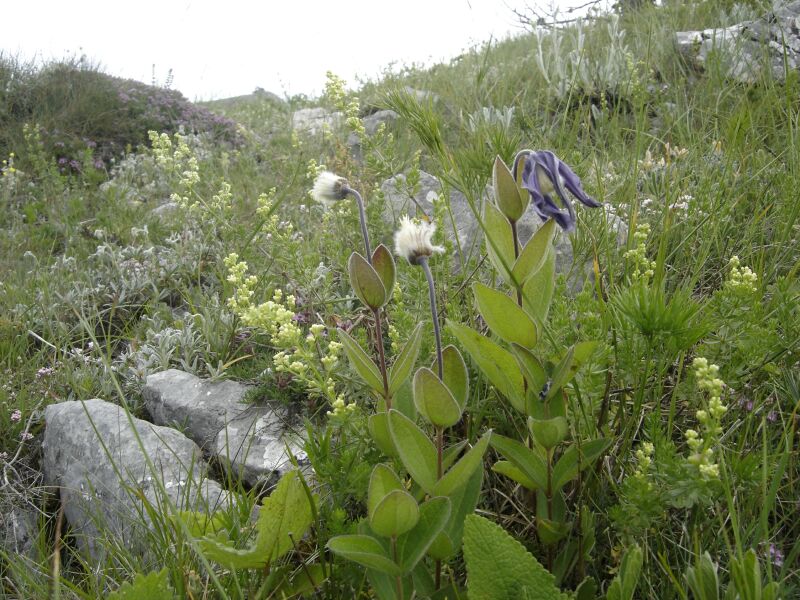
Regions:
[[327, 535, 401, 576], [413, 367, 462, 428], [348, 252, 386, 310], [440, 345, 469, 410], [368, 413, 397, 457], [434, 431, 491, 497], [510, 343, 548, 394], [337, 327, 384, 393], [371, 489, 420, 538], [371, 244, 396, 300], [388, 409, 438, 494], [368, 464, 403, 519], [388, 322, 423, 396], [483, 200, 516, 284], [493, 156, 524, 223], [528, 416, 569, 450], [512, 219, 556, 287], [474, 282, 538, 348]]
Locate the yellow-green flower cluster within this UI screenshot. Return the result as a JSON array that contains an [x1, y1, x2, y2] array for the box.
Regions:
[[274, 322, 342, 400], [624, 222, 656, 280], [324, 71, 364, 138], [256, 188, 277, 218], [149, 130, 200, 210], [633, 442, 654, 479], [326, 394, 357, 422], [1, 152, 17, 177], [724, 256, 758, 295], [685, 357, 728, 479]]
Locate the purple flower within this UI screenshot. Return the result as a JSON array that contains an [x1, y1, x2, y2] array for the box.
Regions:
[[58, 157, 68, 166], [10, 409, 21, 423], [768, 544, 784, 568], [518, 150, 601, 232]]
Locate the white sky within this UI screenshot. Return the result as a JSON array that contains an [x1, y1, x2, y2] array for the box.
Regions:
[[2, 1, 605, 101]]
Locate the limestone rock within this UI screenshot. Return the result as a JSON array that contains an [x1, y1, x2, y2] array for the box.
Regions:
[[1, 506, 40, 560], [676, 1, 800, 83], [144, 369, 304, 487], [292, 107, 343, 136], [43, 398, 229, 560]]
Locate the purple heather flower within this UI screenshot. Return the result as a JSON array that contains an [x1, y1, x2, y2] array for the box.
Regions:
[[518, 150, 601, 232], [768, 544, 784, 568]]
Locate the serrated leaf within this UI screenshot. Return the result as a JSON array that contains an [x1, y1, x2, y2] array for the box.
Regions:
[[551, 438, 610, 491], [491, 434, 548, 491], [199, 470, 314, 569], [337, 327, 385, 394], [388, 409, 438, 494], [107, 569, 175, 600], [512, 219, 556, 287], [441, 345, 469, 409], [484, 200, 516, 283], [349, 251, 387, 310], [434, 431, 491, 496], [522, 244, 555, 324], [448, 320, 525, 412], [413, 367, 462, 427], [474, 283, 538, 348], [327, 535, 402, 576], [388, 323, 423, 396], [396, 496, 451, 572], [493, 156, 525, 222], [371, 244, 396, 300], [463, 515, 569, 600]]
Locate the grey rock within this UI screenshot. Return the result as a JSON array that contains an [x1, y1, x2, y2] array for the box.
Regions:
[[149, 200, 179, 219], [43, 398, 229, 560], [347, 110, 399, 156], [215, 406, 307, 487], [676, 1, 800, 83], [292, 107, 343, 136], [144, 369, 251, 448], [144, 369, 304, 487], [1, 506, 40, 559]]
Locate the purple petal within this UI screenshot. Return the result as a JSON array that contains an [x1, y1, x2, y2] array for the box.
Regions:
[[558, 161, 602, 207]]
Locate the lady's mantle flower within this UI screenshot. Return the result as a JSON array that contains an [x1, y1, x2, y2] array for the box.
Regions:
[[393, 216, 444, 265], [311, 171, 348, 208], [520, 151, 601, 232]]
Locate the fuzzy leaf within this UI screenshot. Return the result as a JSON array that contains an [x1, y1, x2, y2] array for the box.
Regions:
[[474, 283, 538, 348], [348, 252, 387, 310], [413, 367, 462, 427], [448, 320, 525, 412], [388, 323, 424, 396], [510, 344, 548, 395], [368, 464, 404, 518], [512, 219, 556, 287], [327, 535, 402, 576], [396, 496, 451, 572], [493, 156, 525, 222], [441, 345, 469, 410], [434, 431, 492, 497], [528, 416, 568, 450], [483, 200, 516, 284], [491, 434, 548, 491], [388, 409, 438, 494], [606, 545, 643, 600], [371, 490, 420, 538], [551, 438, 610, 491], [492, 460, 537, 490], [463, 514, 569, 600], [522, 245, 555, 324], [371, 244, 396, 300], [368, 412, 397, 456], [338, 328, 384, 394]]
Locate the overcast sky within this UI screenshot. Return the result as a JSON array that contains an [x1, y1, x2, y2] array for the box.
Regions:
[[2, 1, 607, 101]]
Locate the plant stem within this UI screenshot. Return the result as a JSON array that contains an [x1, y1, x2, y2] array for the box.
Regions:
[[510, 219, 522, 306], [373, 308, 391, 409], [391, 536, 403, 600], [419, 257, 443, 379], [344, 186, 372, 260]]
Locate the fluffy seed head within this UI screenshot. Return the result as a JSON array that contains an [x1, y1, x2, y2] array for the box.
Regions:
[[312, 171, 348, 208], [393, 216, 444, 265]]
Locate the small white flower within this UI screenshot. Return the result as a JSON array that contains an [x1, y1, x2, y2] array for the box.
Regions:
[[393, 215, 445, 265], [311, 171, 348, 208]]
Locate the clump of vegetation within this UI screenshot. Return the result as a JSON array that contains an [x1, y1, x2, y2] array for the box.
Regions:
[[1, 0, 799, 597]]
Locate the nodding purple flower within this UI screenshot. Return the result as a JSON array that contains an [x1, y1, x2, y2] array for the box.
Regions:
[[517, 150, 601, 232]]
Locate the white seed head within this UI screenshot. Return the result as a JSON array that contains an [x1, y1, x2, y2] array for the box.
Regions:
[[312, 171, 348, 208], [393, 215, 445, 265]]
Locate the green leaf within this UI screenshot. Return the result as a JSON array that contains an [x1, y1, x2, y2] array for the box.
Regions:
[[463, 515, 569, 600], [441, 345, 469, 410], [510, 344, 548, 395], [512, 219, 556, 287], [544, 346, 575, 402], [686, 552, 720, 600], [491, 434, 548, 491], [348, 251, 387, 310], [327, 535, 402, 576], [388, 323, 424, 396], [434, 431, 492, 497], [368, 464, 404, 518], [107, 569, 175, 600], [439, 465, 484, 558], [528, 416, 568, 450], [492, 460, 537, 490], [371, 244, 396, 300], [522, 244, 555, 324], [371, 490, 420, 538], [484, 200, 516, 284], [175, 510, 227, 538], [198, 470, 314, 569], [337, 328, 384, 394], [474, 283, 538, 348], [368, 412, 397, 457], [493, 155, 525, 222], [413, 367, 462, 427], [272, 564, 327, 598], [448, 320, 525, 412], [396, 496, 451, 572], [388, 409, 438, 494], [551, 438, 610, 491], [606, 545, 643, 600], [536, 517, 571, 546]]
